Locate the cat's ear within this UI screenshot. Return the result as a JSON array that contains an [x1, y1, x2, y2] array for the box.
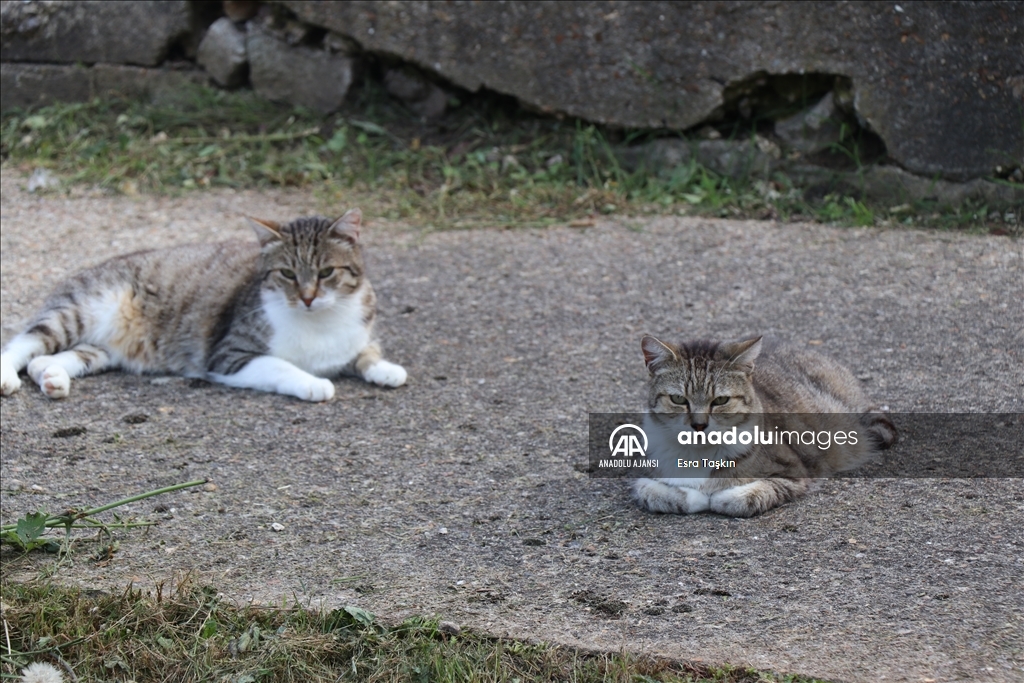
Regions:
[[329, 208, 362, 243], [721, 337, 762, 371], [641, 335, 679, 374], [247, 217, 283, 246]]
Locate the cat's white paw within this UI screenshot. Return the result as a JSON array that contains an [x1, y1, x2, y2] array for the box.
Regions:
[[39, 365, 71, 399], [363, 360, 407, 387], [295, 377, 335, 402], [0, 357, 21, 395], [27, 355, 50, 379], [709, 482, 763, 518], [633, 478, 710, 514]]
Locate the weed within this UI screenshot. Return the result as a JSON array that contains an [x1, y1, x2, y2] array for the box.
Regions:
[[1, 480, 207, 554], [815, 195, 875, 227]]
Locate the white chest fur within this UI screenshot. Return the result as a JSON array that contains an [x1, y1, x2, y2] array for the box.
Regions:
[[262, 288, 369, 377], [643, 413, 754, 492]]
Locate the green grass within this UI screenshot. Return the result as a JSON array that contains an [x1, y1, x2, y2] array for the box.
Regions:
[[1, 81, 1014, 232], [0, 576, 830, 683]]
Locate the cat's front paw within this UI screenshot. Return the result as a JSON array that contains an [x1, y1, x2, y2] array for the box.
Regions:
[[296, 377, 335, 402], [363, 360, 407, 387], [0, 358, 21, 395], [709, 482, 767, 518], [39, 365, 70, 399], [633, 478, 710, 514]]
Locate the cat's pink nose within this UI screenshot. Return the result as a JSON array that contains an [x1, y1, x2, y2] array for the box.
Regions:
[[691, 422, 707, 431], [301, 297, 314, 308]]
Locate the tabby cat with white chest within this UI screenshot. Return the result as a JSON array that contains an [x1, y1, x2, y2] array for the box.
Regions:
[[0, 209, 406, 401], [634, 335, 895, 517]]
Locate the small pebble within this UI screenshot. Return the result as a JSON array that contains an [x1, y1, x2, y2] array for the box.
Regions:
[[5, 479, 23, 491], [270, 522, 285, 532], [203, 483, 218, 492], [30, 484, 44, 492], [438, 620, 461, 636]]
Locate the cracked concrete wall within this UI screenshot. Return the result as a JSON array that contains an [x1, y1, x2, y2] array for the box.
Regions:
[[1, 0, 192, 66], [284, 0, 1024, 181], [1, 1, 1021, 184]]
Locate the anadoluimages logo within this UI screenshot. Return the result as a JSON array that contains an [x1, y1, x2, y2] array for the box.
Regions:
[[608, 424, 648, 458]]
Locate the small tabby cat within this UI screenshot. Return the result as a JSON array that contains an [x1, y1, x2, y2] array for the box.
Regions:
[[0, 209, 406, 401], [634, 335, 895, 517]]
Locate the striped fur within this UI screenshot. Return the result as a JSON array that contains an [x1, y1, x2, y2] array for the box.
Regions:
[[634, 336, 895, 517], [0, 210, 406, 401]]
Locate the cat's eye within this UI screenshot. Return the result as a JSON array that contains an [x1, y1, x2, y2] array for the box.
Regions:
[[317, 267, 335, 279], [711, 396, 730, 406], [279, 269, 297, 280], [668, 395, 689, 407]]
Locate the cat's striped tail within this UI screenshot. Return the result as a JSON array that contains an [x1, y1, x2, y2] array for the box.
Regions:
[[860, 409, 898, 451]]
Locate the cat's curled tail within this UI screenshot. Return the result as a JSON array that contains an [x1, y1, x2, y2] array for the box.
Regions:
[[860, 409, 898, 451]]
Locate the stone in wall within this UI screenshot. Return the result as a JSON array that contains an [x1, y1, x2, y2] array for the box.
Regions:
[[223, 1, 260, 24], [0, 0, 191, 67], [614, 136, 1023, 207], [775, 92, 849, 156], [283, 0, 1024, 182], [197, 17, 248, 88], [862, 166, 1024, 208], [615, 138, 780, 180], [91, 64, 208, 101], [0, 61, 207, 111], [384, 66, 448, 119], [0, 62, 90, 110], [791, 165, 1024, 209], [247, 24, 352, 113]]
